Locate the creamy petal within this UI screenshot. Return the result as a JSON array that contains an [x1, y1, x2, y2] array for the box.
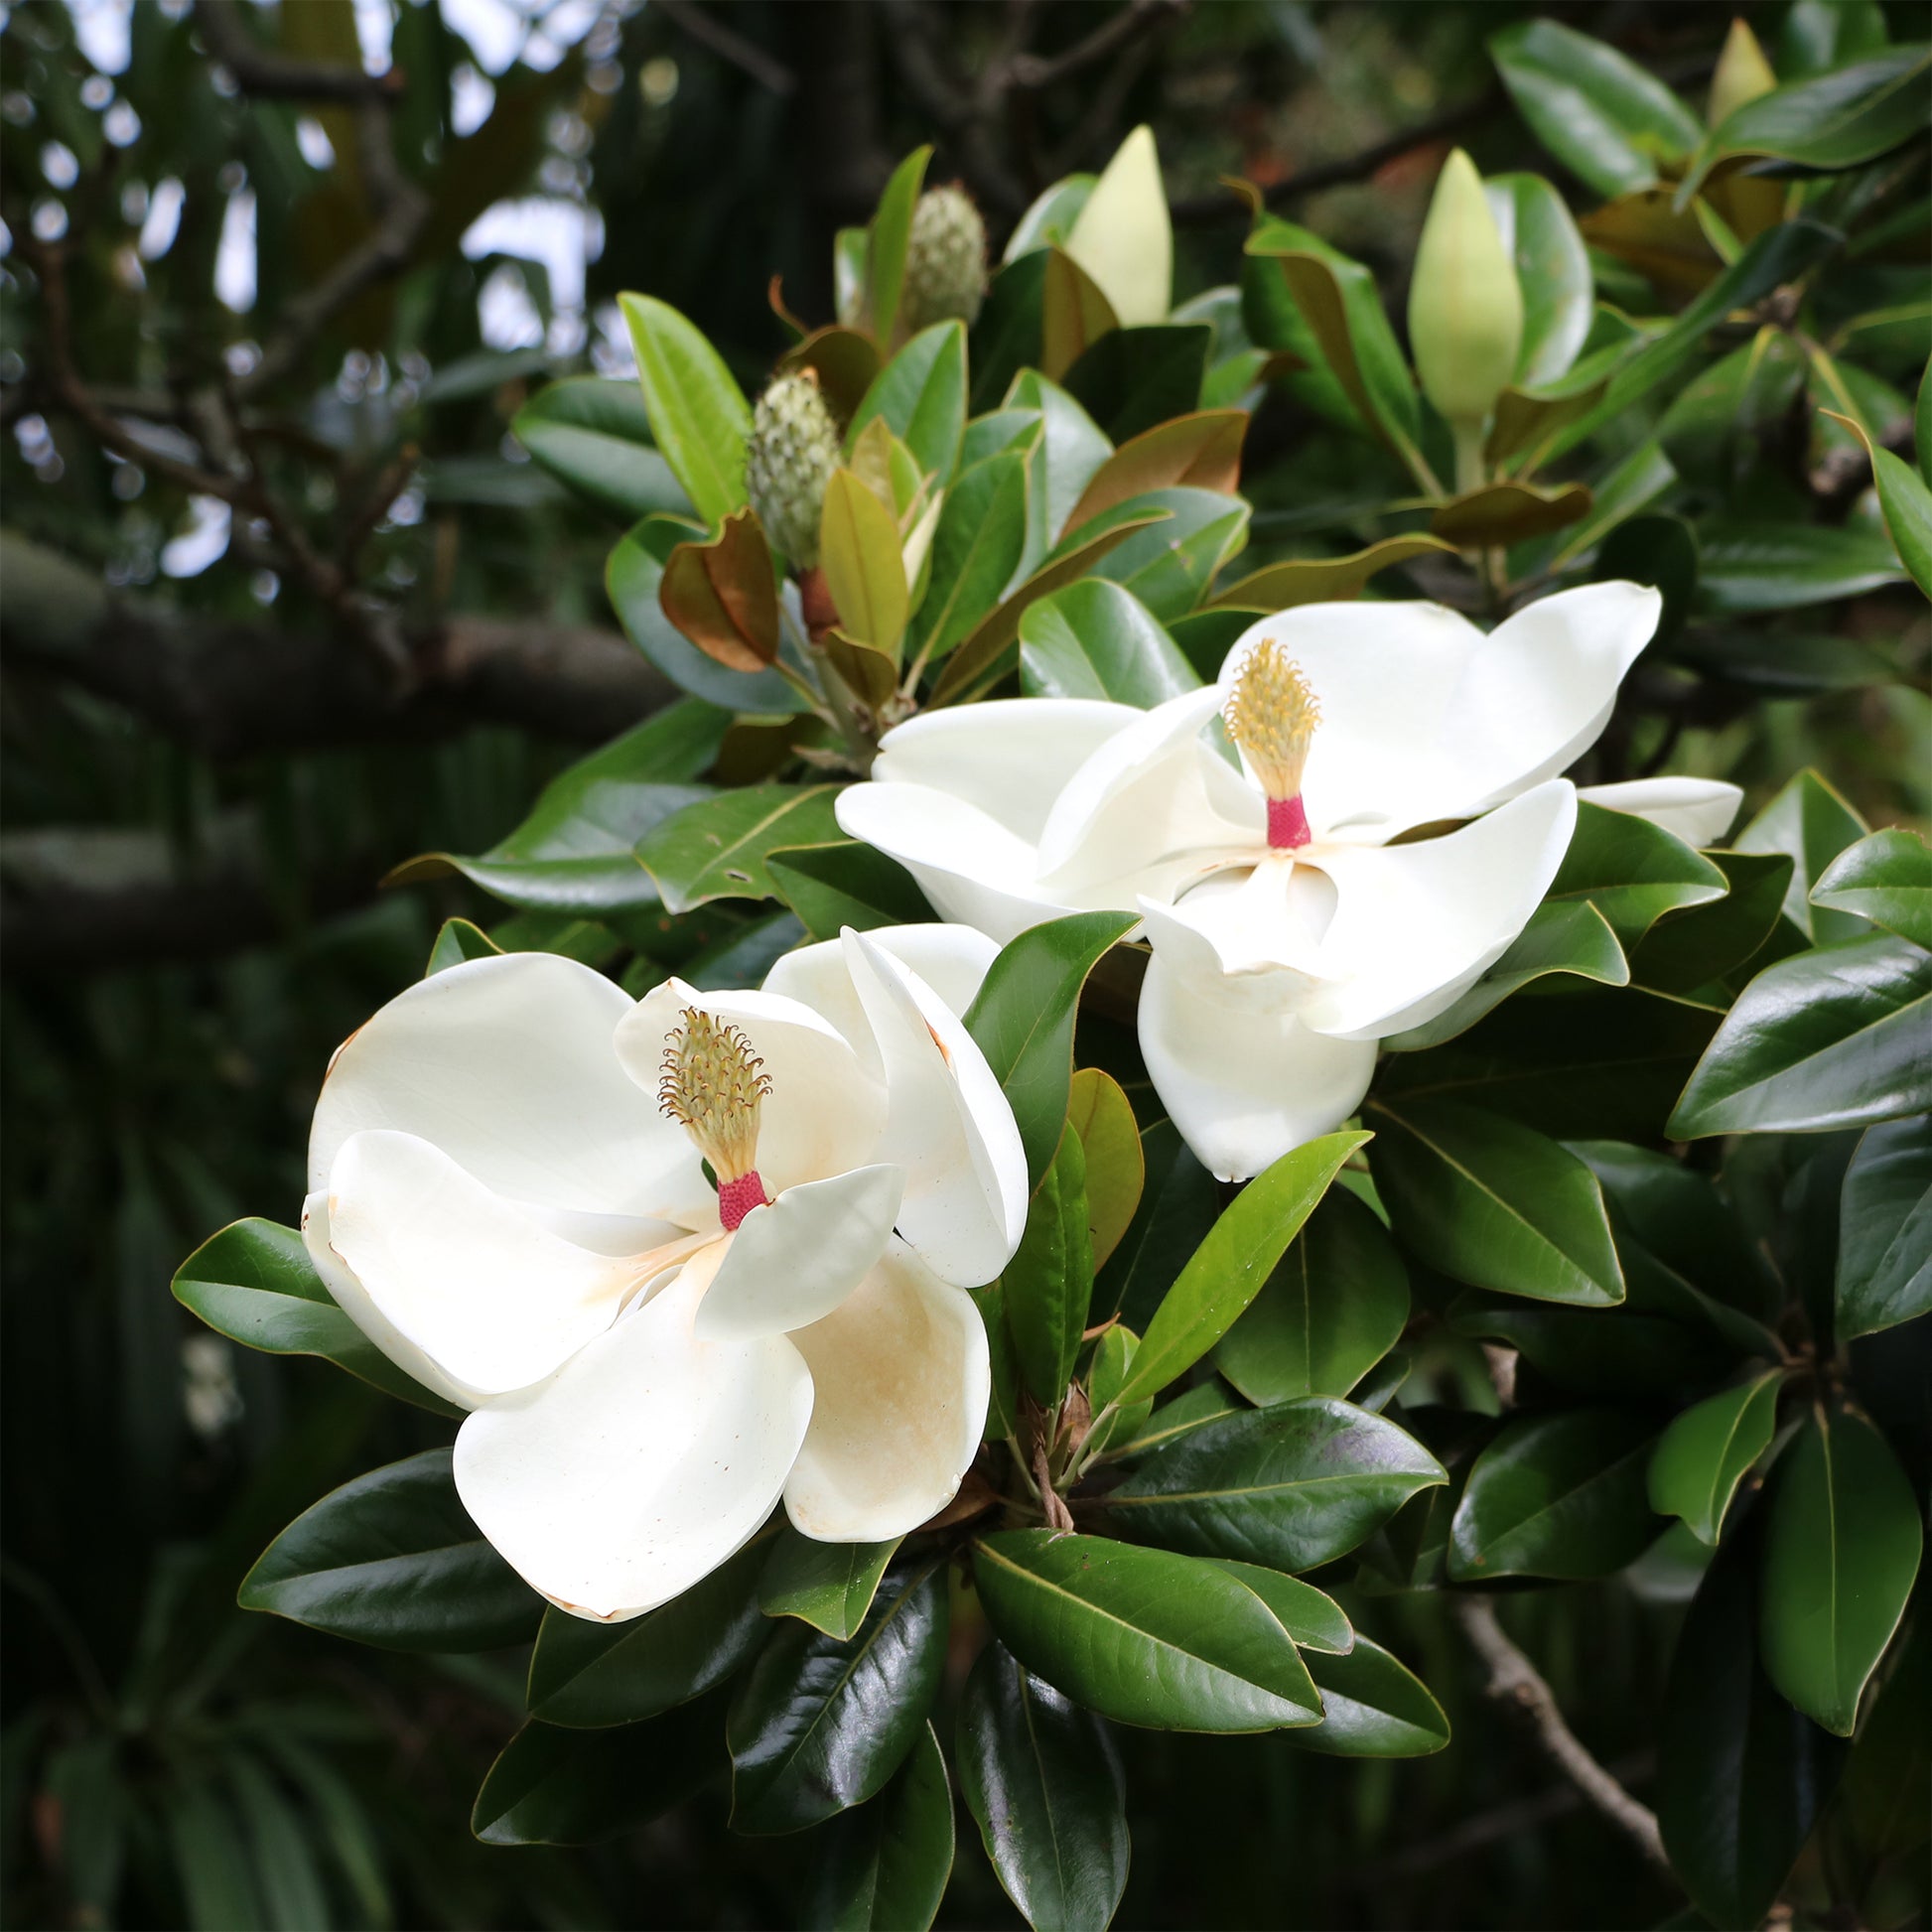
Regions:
[[784, 1240, 990, 1542], [695, 1165, 903, 1341], [455, 1250, 813, 1622], [1139, 853, 1339, 981], [1579, 776, 1743, 848]]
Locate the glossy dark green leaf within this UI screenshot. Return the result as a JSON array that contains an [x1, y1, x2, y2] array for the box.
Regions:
[[1061, 324, 1212, 442], [240, 1449, 541, 1652], [972, 1531, 1321, 1732], [1203, 1560, 1352, 1654], [1488, 172, 1591, 386], [618, 294, 752, 531], [1285, 1638, 1450, 1758], [1781, 0, 1889, 76], [1760, 1407, 1923, 1734], [174, 1218, 461, 1418], [1449, 1284, 1732, 1403], [513, 375, 690, 520], [851, 322, 967, 483], [970, 253, 1050, 411], [1449, 1409, 1660, 1582], [1632, 852, 1795, 996], [861, 146, 931, 348], [1548, 801, 1728, 947], [1647, 1372, 1784, 1546], [1101, 1380, 1244, 1463], [526, 1537, 770, 1726], [388, 700, 728, 913], [426, 917, 501, 974], [1811, 827, 1932, 950], [1117, 1131, 1369, 1406], [635, 784, 843, 914], [1696, 518, 1907, 615], [1737, 766, 1872, 943], [1006, 369, 1112, 563], [1671, 623, 1901, 695], [765, 840, 933, 941], [1090, 486, 1251, 622], [1105, 1397, 1447, 1572], [911, 452, 1029, 664], [1213, 1187, 1410, 1405], [759, 1529, 900, 1641], [1366, 1098, 1625, 1307], [1836, 1116, 1932, 1339], [964, 911, 1138, 1186], [1019, 579, 1199, 706], [472, 1693, 727, 1846], [956, 1644, 1129, 1932], [806, 1723, 953, 1932], [1093, 1120, 1217, 1330], [1007, 1124, 1094, 1405], [1669, 932, 1932, 1137], [1837, 1617, 1930, 1863], [728, 1563, 947, 1834]]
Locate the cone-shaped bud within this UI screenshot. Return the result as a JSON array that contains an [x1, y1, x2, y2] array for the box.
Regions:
[[745, 370, 841, 569], [1408, 149, 1524, 428], [901, 184, 988, 332], [1709, 18, 1778, 127]]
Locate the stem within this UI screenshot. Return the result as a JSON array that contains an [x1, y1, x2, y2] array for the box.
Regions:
[[1451, 417, 1488, 496]]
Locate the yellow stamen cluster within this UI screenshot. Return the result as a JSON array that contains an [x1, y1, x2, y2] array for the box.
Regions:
[[1223, 637, 1320, 803], [657, 1009, 770, 1182]]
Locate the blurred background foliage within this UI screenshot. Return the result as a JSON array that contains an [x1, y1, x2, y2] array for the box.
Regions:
[[1, 1, 1925, 1926]]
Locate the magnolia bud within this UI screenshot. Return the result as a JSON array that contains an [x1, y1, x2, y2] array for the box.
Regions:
[[900, 184, 989, 332], [1708, 17, 1778, 127], [744, 370, 841, 569], [1408, 149, 1524, 429]]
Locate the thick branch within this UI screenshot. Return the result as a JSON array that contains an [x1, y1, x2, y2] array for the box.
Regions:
[[1452, 1596, 1673, 1878]]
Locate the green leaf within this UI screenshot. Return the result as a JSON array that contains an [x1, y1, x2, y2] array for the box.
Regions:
[[911, 451, 1030, 664], [1695, 518, 1907, 614], [1760, 1406, 1923, 1734], [1202, 1560, 1353, 1654], [618, 294, 752, 531], [1837, 1616, 1932, 1863], [1836, 1116, 1932, 1340], [728, 1562, 947, 1834], [1431, 480, 1592, 549], [1812, 827, 1932, 949], [956, 1643, 1129, 1932], [1781, 0, 1890, 77], [1385, 900, 1629, 1051], [1647, 1372, 1784, 1546], [1670, 933, 1932, 1137], [1548, 801, 1728, 947], [473, 1694, 727, 1846], [1449, 1410, 1661, 1581], [1285, 1638, 1450, 1758], [388, 699, 728, 914], [963, 912, 1138, 1185], [759, 1529, 900, 1641], [1658, 1521, 1850, 1929], [1487, 172, 1592, 386], [765, 840, 933, 941], [426, 917, 501, 973], [1007, 369, 1112, 559], [972, 1531, 1322, 1732], [852, 322, 967, 483], [1737, 767, 1871, 944], [174, 1218, 462, 1418], [1206, 536, 1457, 612], [863, 147, 932, 347], [1105, 1398, 1447, 1572], [1117, 1131, 1369, 1406], [239, 1449, 541, 1652], [635, 784, 843, 914], [1365, 1097, 1625, 1307], [1019, 579, 1199, 707], [1213, 1186, 1411, 1405], [513, 375, 690, 519], [1007, 1124, 1095, 1406], [1819, 410, 1932, 596], [1062, 324, 1211, 443], [1067, 1066, 1145, 1273], [1093, 1119, 1217, 1330], [820, 469, 910, 656], [806, 1723, 953, 1932], [1091, 486, 1252, 621], [526, 1537, 770, 1726], [1489, 19, 1704, 197], [168, 1782, 263, 1931], [1631, 851, 1795, 996]]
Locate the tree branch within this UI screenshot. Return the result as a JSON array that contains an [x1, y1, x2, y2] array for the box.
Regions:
[[191, 0, 400, 103], [1003, 0, 1186, 92], [654, 0, 797, 96], [1451, 1596, 1673, 1879]]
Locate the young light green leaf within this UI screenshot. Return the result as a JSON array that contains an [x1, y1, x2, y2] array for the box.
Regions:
[[618, 294, 753, 531]]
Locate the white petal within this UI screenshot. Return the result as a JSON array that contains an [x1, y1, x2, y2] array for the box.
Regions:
[[1063, 125, 1172, 327], [326, 1130, 685, 1400], [1138, 954, 1377, 1182], [842, 930, 1029, 1287], [1138, 854, 1337, 981], [695, 1165, 903, 1341], [1299, 780, 1580, 1039], [301, 1189, 476, 1411], [1579, 777, 1743, 848], [614, 980, 887, 1195], [784, 1241, 990, 1542], [455, 1249, 813, 1622], [310, 952, 694, 1221]]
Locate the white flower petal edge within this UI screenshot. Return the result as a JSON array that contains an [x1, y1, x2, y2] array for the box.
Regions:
[[783, 1239, 990, 1542], [1579, 776, 1743, 848], [454, 1245, 813, 1622]]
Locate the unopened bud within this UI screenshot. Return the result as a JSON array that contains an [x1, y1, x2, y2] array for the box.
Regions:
[[900, 185, 989, 332], [744, 370, 841, 570], [1408, 149, 1523, 428], [1708, 18, 1778, 128]]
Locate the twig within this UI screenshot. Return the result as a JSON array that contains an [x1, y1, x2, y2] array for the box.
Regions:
[[1004, 0, 1186, 91], [191, 0, 400, 102], [654, 0, 796, 96], [1451, 1596, 1672, 1879]]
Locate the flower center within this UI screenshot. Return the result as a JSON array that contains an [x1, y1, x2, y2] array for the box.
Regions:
[[1223, 638, 1319, 850], [658, 1008, 771, 1230]]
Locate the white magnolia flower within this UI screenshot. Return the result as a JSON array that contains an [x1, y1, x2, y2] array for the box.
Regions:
[[301, 925, 1028, 1622], [838, 584, 1741, 1180]]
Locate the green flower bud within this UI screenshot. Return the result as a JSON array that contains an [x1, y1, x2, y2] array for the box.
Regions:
[[900, 184, 989, 332], [744, 370, 841, 569], [1408, 148, 1524, 430], [1708, 17, 1778, 128]]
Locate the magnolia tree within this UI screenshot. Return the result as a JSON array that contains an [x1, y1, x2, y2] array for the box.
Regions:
[[172, 15, 1929, 1931]]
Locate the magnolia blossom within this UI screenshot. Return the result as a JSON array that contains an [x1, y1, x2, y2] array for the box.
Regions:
[[837, 584, 1741, 1180], [302, 925, 1027, 1621]]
